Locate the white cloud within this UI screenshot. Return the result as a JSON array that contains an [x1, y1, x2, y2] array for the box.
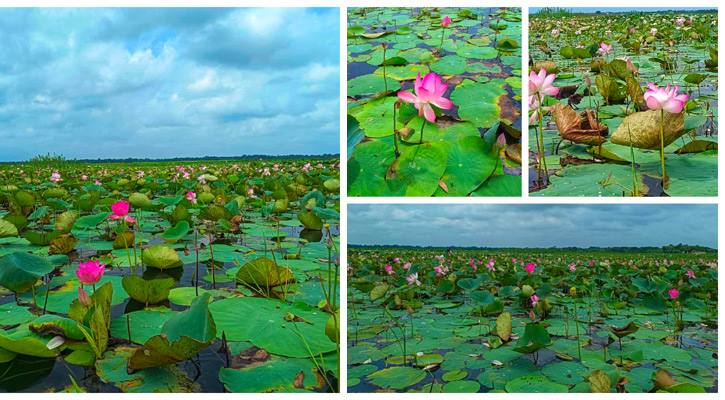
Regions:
[[0, 7, 340, 160]]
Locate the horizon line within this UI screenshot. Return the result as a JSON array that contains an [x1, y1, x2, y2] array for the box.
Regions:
[[0, 154, 341, 165]]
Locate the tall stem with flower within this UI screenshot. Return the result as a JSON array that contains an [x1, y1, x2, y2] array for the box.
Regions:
[[109, 200, 136, 274], [643, 82, 689, 189], [397, 72, 453, 146], [529, 69, 558, 184], [439, 16, 451, 52]]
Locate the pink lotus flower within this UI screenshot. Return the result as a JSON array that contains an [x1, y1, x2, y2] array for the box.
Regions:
[[644, 83, 689, 113], [495, 134, 506, 149], [441, 16, 451, 28], [668, 288, 679, 299], [403, 262, 411, 270], [650, 28, 658, 35], [531, 295, 539, 307], [397, 72, 454, 123], [528, 95, 552, 124], [630, 28, 636, 32], [186, 192, 197, 204], [385, 265, 394, 275], [78, 287, 91, 306], [76, 260, 105, 286], [525, 263, 536, 275], [528, 69, 559, 97], [685, 270, 695, 278], [108, 201, 135, 223], [435, 266, 444, 277], [406, 273, 421, 287], [597, 43, 613, 56]]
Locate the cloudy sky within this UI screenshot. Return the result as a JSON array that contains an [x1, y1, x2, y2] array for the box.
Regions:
[[348, 204, 717, 248], [0, 8, 339, 161]]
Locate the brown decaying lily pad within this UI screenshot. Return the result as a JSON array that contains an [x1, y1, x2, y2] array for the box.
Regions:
[[230, 346, 270, 369], [505, 144, 522, 164], [550, 103, 608, 146], [611, 110, 685, 150], [498, 95, 521, 124]]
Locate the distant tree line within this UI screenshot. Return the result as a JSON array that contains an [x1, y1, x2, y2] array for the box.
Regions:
[[348, 244, 716, 253], [1, 153, 340, 165], [591, 9, 716, 15]]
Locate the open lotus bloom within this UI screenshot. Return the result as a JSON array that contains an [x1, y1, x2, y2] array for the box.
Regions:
[[76, 260, 105, 285], [528, 69, 559, 97], [597, 43, 613, 55], [550, 103, 608, 146], [643, 82, 689, 114], [397, 72, 454, 123]]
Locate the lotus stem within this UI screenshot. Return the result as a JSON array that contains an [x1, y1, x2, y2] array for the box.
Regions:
[[628, 125, 639, 196], [31, 284, 39, 316], [43, 277, 51, 315], [575, 297, 581, 360], [122, 227, 134, 275], [382, 46, 388, 92], [419, 118, 426, 144], [393, 105, 400, 157], [537, 93, 550, 183], [659, 109, 667, 188], [209, 231, 216, 289]]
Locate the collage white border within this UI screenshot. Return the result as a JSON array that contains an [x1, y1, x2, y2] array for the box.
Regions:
[[0, 0, 722, 398]]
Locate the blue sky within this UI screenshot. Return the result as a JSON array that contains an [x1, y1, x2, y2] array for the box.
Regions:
[[348, 204, 717, 248], [0, 8, 340, 161]]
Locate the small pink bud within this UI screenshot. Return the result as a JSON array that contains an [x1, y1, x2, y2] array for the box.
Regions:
[[78, 287, 91, 306], [441, 16, 451, 28], [496, 134, 506, 149]]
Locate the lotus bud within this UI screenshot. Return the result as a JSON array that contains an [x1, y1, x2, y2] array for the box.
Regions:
[[495, 134, 507, 150], [407, 305, 413, 314], [78, 287, 92, 306], [441, 16, 452, 28], [570, 287, 577, 296], [529, 309, 536, 321], [585, 76, 592, 87]]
